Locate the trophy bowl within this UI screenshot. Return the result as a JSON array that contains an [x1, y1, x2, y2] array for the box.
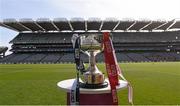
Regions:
[[79, 34, 107, 88]]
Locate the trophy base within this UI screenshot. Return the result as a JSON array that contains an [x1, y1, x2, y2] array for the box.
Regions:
[[80, 81, 108, 89]]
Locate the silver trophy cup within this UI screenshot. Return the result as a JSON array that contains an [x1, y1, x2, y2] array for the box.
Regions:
[[80, 34, 105, 85]]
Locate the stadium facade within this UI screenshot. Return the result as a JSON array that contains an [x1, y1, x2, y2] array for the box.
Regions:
[[0, 18, 180, 64]]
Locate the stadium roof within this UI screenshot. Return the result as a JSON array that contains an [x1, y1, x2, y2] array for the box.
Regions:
[[0, 18, 180, 32]]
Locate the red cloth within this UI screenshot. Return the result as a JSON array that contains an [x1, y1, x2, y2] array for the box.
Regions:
[[103, 32, 133, 105], [103, 32, 119, 105]]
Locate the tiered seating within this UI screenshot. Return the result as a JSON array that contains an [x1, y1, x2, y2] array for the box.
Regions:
[[142, 52, 174, 62], [116, 53, 132, 62], [10, 33, 73, 44], [167, 52, 180, 60], [0, 31, 180, 64], [0, 54, 17, 63], [126, 53, 150, 62], [1, 52, 180, 63], [112, 31, 180, 43], [59, 53, 74, 63], [41, 53, 63, 63], [23, 54, 47, 63], [6, 53, 31, 63]]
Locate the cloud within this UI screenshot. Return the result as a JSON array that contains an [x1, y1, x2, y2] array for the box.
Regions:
[[2, 0, 179, 19], [47, 0, 180, 20]]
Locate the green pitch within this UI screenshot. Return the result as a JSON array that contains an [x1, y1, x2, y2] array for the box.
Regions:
[[0, 62, 180, 105]]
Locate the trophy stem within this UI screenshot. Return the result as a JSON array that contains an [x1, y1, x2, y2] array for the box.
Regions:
[[89, 51, 96, 72]]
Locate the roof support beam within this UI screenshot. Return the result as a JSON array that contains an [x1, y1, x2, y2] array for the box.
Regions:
[[68, 21, 74, 31], [113, 20, 120, 31], [166, 19, 176, 30], [51, 21, 60, 31], [34, 22, 45, 31], [99, 21, 103, 31], [0, 22, 19, 32], [18, 23, 32, 31], [140, 21, 152, 30], [126, 21, 136, 31], [85, 21, 87, 31], [153, 21, 168, 30]]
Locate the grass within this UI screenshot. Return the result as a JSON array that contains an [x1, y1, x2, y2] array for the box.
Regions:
[[0, 62, 180, 105]]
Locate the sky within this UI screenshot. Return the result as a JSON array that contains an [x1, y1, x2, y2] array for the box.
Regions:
[[0, 0, 180, 54]]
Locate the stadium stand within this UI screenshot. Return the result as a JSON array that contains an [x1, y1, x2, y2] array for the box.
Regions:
[[0, 46, 8, 58], [0, 31, 180, 64], [0, 18, 180, 64]]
